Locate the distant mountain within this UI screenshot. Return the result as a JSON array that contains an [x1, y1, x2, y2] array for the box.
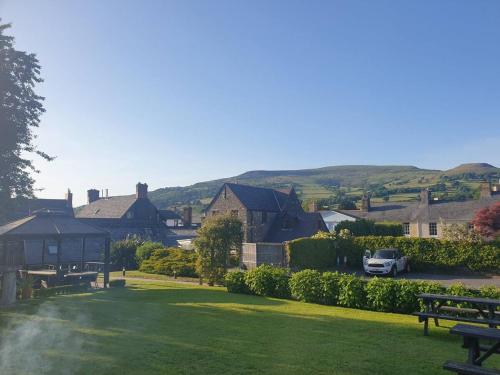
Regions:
[[148, 163, 499, 211]]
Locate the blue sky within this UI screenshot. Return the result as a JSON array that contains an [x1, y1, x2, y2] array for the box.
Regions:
[[2, 0, 500, 205]]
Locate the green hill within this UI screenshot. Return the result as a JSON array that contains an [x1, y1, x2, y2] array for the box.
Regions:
[[148, 163, 500, 211]]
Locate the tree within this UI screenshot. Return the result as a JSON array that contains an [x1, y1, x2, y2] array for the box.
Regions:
[[136, 241, 164, 266], [472, 202, 500, 239], [110, 239, 142, 270], [0, 22, 52, 219], [194, 215, 243, 286], [440, 222, 482, 243]]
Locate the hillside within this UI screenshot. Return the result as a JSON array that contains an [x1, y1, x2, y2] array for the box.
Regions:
[[148, 163, 500, 211]]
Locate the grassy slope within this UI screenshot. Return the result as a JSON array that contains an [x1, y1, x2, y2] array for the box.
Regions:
[[2, 280, 498, 375], [148, 163, 500, 210]]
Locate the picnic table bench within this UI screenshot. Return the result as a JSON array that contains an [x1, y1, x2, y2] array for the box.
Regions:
[[443, 324, 500, 375], [413, 294, 500, 336]]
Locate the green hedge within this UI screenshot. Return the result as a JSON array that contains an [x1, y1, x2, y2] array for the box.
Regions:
[[335, 219, 403, 237], [353, 236, 500, 272], [226, 266, 500, 315], [109, 279, 126, 288]]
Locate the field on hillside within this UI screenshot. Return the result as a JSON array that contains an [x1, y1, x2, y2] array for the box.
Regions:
[[149, 163, 499, 211], [1, 279, 498, 375]]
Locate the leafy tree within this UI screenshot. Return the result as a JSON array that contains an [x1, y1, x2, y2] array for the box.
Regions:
[[440, 222, 482, 243], [0, 22, 52, 220], [109, 239, 142, 270], [194, 215, 243, 286], [472, 202, 500, 239]]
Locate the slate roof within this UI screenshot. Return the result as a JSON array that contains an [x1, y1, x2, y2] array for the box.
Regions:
[[159, 209, 182, 221], [0, 211, 108, 237], [224, 183, 290, 212], [340, 195, 500, 223], [3, 198, 73, 224], [265, 212, 326, 243], [75, 196, 137, 219]]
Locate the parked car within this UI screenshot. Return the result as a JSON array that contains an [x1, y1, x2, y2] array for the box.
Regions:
[[363, 248, 410, 277]]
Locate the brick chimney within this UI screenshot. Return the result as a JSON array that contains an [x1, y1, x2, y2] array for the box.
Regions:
[[65, 189, 73, 208], [183, 206, 192, 227], [419, 188, 431, 206], [87, 189, 100, 204], [361, 194, 371, 212], [136, 182, 148, 199], [479, 182, 492, 199]]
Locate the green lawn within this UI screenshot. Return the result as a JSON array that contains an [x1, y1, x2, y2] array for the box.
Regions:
[[0, 280, 498, 375]]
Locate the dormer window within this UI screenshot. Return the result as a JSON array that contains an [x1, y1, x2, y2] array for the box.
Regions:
[[126, 211, 134, 219]]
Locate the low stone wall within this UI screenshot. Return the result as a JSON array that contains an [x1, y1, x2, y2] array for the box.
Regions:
[[241, 242, 285, 269]]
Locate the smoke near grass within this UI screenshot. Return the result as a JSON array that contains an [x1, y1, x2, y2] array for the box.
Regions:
[[0, 303, 88, 375]]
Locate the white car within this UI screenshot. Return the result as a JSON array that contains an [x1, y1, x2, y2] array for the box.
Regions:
[[363, 248, 410, 277]]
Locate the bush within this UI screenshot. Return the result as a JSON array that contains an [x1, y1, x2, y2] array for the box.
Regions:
[[417, 281, 444, 310], [136, 241, 164, 265], [109, 279, 126, 288], [479, 285, 500, 300], [321, 271, 341, 305], [366, 277, 397, 312], [244, 265, 290, 298], [140, 248, 198, 277], [110, 239, 142, 270], [286, 238, 337, 270], [337, 273, 366, 309], [335, 219, 403, 237], [394, 279, 420, 314], [225, 271, 250, 294], [290, 269, 322, 303]]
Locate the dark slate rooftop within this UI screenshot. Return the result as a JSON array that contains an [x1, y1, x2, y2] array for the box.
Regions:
[[75, 196, 137, 219], [3, 198, 74, 225], [0, 211, 108, 237], [159, 209, 182, 221], [265, 212, 326, 243], [225, 183, 290, 212], [340, 195, 500, 223]]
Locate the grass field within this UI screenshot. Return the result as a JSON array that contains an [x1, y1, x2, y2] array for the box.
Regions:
[[0, 279, 498, 375]]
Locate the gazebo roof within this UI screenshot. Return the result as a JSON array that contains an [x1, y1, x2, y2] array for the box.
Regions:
[[0, 210, 109, 238]]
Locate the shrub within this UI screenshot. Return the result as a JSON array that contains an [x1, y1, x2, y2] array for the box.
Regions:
[[338, 273, 366, 309], [335, 219, 403, 237], [110, 239, 142, 270], [244, 265, 290, 298], [394, 279, 421, 314], [109, 279, 126, 288], [225, 271, 250, 294], [366, 277, 397, 312], [140, 248, 198, 277], [286, 238, 337, 270], [136, 241, 164, 265], [290, 269, 322, 303], [446, 283, 473, 308], [479, 285, 500, 300], [417, 281, 444, 310], [321, 271, 341, 305]]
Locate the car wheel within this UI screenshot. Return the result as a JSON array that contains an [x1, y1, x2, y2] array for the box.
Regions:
[[391, 266, 397, 278]]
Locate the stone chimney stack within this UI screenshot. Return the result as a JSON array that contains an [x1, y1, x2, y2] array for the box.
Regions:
[[479, 182, 492, 199], [136, 183, 148, 199], [420, 188, 431, 206], [183, 206, 193, 227], [65, 189, 73, 208], [308, 201, 318, 212], [361, 194, 371, 212], [87, 189, 100, 204]]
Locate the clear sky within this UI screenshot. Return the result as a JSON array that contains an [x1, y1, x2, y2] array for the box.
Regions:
[[1, 0, 500, 205]]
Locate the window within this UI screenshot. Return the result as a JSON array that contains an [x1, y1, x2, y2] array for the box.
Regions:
[[262, 211, 267, 224], [126, 211, 134, 219], [403, 223, 410, 236], [212, 210, 219, 217], [429, 222, 438, 236], [48, 244, 58, 255], [231, 210, 238, 217]]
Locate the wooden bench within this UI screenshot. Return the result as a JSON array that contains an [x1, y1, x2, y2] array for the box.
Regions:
[[443, 324, 500, 374], [414, 294, 500, 335]]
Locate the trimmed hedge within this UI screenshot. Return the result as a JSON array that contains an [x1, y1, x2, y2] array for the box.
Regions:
[[335, 219, 403, 237], [286, 235, 500, 272], [109, 279, 126, 288], [226, 266, 500, 315], [353, 236, 500, 272]]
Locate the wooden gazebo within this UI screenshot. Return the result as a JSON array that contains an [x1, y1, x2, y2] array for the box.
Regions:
[[0, 210, 110, 306]]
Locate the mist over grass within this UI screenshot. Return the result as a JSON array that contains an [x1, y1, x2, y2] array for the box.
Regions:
[[0, 303, 88, 375]]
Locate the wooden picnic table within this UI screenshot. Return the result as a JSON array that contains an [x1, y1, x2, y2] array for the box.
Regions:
[[443, 324, 500, 374], [414, 294, 500, 335]]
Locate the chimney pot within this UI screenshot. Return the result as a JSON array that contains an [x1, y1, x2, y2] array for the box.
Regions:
[[65, 189, 73, 208]]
